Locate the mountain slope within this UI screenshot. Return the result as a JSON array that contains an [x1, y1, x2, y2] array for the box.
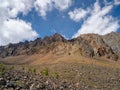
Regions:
[[0, 32, 120, 61]]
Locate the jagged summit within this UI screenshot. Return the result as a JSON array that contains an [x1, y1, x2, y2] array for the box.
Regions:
[[0, 32, 120, 61], [43, 33, 66, 44]]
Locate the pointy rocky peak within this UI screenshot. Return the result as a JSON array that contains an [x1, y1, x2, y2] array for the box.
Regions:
[[52, 33, 66, 42], [43, 33, 66, 44], [43, 36, 53, 44]]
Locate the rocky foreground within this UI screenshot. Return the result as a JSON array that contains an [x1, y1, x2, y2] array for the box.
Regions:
[[0, 65, 80, 90], [0, 71, 80, 90], [0, 64, 120, 90]]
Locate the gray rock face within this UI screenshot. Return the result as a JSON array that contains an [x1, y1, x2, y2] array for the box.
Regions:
[[79, 33, 119, 60], [102, 32, 120, 54], [70, 37, 94, 57], [0, 32, 120, 60]]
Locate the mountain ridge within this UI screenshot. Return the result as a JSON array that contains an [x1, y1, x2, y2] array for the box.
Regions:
[[0, 32, 120, 61]]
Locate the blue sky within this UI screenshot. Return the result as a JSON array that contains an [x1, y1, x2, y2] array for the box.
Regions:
[[0, 0, 120, 45], [18, 0, 98, 38]]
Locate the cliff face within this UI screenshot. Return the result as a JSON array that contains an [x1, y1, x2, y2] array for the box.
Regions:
[[102, 32, 120, 54], [0, 32, 120, 61], [79, 33, 119, 60]]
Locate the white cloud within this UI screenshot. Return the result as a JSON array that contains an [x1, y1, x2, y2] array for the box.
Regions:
[[114, 0, 120, 5], [68, 8, 89, 22], [53, 0, 72, 11], [34, 0, 73, 18], [34, 0, 53, 18], [0, 0, 33, 18], [0, 0, 38, 46], [72, 0, 120, 38], [0, 19, 38, 46]]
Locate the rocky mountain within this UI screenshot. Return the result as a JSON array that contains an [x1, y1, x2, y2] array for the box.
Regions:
[[0, 32, 120, 61]]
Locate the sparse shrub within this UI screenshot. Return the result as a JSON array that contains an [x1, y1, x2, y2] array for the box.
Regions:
[[22, 66, 25, 71], [16, 81, 22, 86], [28, 68, 36, 74], [33, 68, 36, 73], [41, 68, 49, 76], [0, 63, 3, 67], [68, 53, 71, 55], [0, 64, 8, 75], [11, 66, 14, 70], [0, 71, 3, 76], [53, 72, 59, 79], [28, 68, 32, 73], [1, 65, 8, 72]]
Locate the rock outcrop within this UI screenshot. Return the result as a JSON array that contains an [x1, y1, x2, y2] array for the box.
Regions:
[[102, 32, 120, 54], [79, 34, 118, 60]]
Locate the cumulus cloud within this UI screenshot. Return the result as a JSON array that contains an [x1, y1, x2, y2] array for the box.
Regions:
[[72, 0, 120, 38], [68, 8, 89, 22], [34, 0, 73, 18], [0, 0, 38, 46], [0, 19, 38, 46]]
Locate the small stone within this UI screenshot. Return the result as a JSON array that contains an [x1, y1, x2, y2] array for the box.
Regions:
[[5, 81, 16, 89], [30, 84, 35, 90], [0, 78, 6, 85]]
